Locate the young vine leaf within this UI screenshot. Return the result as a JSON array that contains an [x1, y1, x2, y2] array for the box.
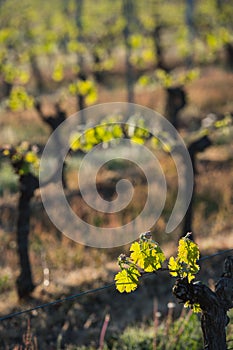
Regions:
[[115, 232, 201, 314], [1, 142, 39, 176], [130, 241, 165, 272], [115, 266, 141, 293], [115, 231, 165, 293], [184, 301, 202, 314], [168, 234, 200, 282]]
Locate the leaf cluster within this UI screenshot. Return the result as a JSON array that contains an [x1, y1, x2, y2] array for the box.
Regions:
[[8, 86, 34, 111], [115, 232, 166, 293], [69, 116, 171, 154], [70, 122, 124, 152], [1, 142, 39, 176], [168, 234, 200, 283], [138, 68, 200, 89], [115, 233, 201, 313], [69, 79, 98, 106]]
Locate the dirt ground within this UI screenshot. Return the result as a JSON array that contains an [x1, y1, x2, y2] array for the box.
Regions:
[[0, 65, 233, 348]]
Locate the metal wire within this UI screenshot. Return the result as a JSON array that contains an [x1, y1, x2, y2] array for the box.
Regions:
[[199, 248, 233, 262], [0, 283, 115, 322], [0, 248, 232, 322]]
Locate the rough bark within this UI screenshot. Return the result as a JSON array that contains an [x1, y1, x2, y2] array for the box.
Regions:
[[35, 101, 66, 132], [153, 24, 167, 71], [225, 43, 233, 70], [1, 81, 13, 99], [16, 174, 39, 298], [182, 135, 212, 239], [76, 72, 87, 124], [35, 101, 67, 188], [165, 86, 186, 129], [75, 0, 87, 122], [185, 0, 195, 67], [173, 256, 233, 350], [30, 55, 44, 94], [122, 0, 135, 103]]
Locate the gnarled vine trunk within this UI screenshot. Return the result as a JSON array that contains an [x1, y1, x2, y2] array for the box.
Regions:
[[165, 86, 186, 130], [16, 174, 39, 298], [182, 135, 212, 239], [173, 256, 233, 350], [122, 0, 136, 103]]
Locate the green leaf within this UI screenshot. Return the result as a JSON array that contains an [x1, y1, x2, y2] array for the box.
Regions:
[[115, 267, 141, 293], [131, 136, 145, 145], [168, 256, 179, 277], [52, 62, 64, 82], [130, 242, 146, 269], [138, 75, 151, 86], [8, 86, 34, 111], [84, 128, 98, 147], [155, 69, 173, 88], [168, 236, 200, 282], [85, 89, 97, 105], [69, 132, 82, 151], [130, 241, 165, 272], [25, 151, 38, 164], [184, 301, 201, 314], [111, 124, 123, 139]]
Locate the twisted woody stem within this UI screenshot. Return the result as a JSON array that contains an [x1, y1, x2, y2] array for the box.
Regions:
[[173, 256, 233, 350]]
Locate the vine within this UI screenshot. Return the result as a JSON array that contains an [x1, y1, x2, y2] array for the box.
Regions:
[[115, 232, 201, 312], [1, 141, 39, 176], [115, 233, 233, 349]]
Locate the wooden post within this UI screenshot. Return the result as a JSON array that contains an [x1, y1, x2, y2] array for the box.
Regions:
[[173, 256, 233, 349]]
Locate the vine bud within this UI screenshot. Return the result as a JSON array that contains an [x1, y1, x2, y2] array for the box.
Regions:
[[118, 254, 127, 263], [139, 231, 152, 241]]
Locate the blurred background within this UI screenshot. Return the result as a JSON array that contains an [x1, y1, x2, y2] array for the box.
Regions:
[[0, 0, 233, 349]]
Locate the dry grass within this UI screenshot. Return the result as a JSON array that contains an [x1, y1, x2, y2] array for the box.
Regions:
[[188, 67, 233, 113], [0, 65, 233, 348]]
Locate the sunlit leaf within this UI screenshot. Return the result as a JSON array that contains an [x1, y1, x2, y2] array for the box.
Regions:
[[115, 267, 141, 293], [168, 236, 200, 282], [8, 86, 34, 111], [70, 132, 82, 151], [52, 62, 64, 82], [184, 301, 201, 313], [168, 256, 179, 277], [130, 241, 165, 272], [85, 90, 97, 105], [24, 151, 38, 164]]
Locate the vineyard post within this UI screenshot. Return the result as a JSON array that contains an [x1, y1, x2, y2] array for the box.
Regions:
[[173, 256, 233, 350], [115, 234, 233, 350]]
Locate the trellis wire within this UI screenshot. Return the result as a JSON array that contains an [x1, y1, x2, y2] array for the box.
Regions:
[[0, 248, 233, 322]]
